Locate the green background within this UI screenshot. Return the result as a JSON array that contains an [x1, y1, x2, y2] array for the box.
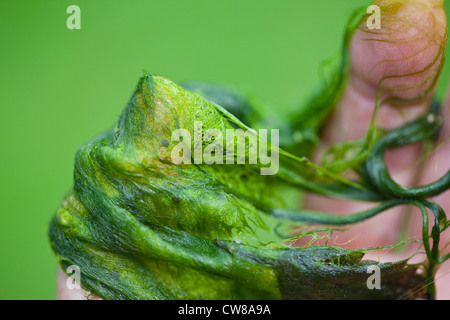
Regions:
[[1, 0, 449, 299]]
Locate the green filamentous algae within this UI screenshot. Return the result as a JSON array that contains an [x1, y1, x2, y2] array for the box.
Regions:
[[49, 4, 450, 299], [49, 74, 447, 300]]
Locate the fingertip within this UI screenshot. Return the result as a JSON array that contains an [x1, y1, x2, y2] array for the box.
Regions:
[[350, 0, 447, 106]]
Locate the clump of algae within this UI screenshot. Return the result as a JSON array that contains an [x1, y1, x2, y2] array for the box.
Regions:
[[49, 1, 450, 300]]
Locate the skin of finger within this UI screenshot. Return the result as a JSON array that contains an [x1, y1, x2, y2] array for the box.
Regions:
[[56, 267, 87, 300], [351, 0, 447, 107]]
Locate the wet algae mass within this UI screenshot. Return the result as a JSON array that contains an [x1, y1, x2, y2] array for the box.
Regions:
[[49, 74, 447, 300], [49, 1, 450, 299]]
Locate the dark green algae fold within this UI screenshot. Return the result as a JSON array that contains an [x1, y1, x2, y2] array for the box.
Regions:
[[49, 75, 426, 300]]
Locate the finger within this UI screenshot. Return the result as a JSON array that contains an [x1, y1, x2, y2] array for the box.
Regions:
[[56, 267, 87, 300], [304, 0, 447, 249], [323, 0, 447, 144]]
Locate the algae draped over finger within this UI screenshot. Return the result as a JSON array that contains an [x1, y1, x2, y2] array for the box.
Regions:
[[49, 74, 434, 300], [48, 4, 450, 299]]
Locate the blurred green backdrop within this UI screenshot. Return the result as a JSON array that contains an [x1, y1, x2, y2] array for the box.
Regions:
[[1, 0, 449, 299]]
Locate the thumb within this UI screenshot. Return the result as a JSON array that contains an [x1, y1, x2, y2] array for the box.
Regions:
[[305, 0, 447, 250], [323, 0, 447, 145]]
